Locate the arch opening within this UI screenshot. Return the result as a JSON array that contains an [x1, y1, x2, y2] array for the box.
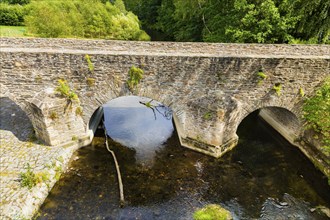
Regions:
[[89, 95, 181, 164], [237, 106, 301, 146]]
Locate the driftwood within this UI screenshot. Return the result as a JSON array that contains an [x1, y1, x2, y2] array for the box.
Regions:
[[103, 123, 125, 207]]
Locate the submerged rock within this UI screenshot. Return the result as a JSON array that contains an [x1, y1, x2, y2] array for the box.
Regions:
[[310, 205, 330, 218]]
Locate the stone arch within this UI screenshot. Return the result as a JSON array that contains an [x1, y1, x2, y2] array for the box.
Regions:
[[86, 94, 186, 146], [235, 104, 302, 146]]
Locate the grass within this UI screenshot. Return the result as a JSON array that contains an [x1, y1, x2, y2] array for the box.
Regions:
[[0, 26, 27, 37]]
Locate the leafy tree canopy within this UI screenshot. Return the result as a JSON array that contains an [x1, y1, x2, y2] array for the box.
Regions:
[[0, 0, 30, 5], [125, 0, 329, 43], [24, 0, 150, 40]]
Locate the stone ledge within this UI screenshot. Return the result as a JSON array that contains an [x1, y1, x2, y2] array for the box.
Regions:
[[180, 136, 238, 158]]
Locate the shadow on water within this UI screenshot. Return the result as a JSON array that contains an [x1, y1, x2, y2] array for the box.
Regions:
[[37, 110, 330, 219], [0, 97, 34, 141]]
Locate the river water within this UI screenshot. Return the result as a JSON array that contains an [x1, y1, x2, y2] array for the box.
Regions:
[[37, 97, 330, 219]]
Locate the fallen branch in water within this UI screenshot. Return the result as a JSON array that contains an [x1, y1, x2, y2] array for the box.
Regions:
[[103, 123, 125, 207]]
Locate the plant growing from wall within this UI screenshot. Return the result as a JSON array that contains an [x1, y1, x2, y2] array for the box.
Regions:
[[86, 77, 96, 87], [273, 83, 282, 96], [75, 106, 83, 116], [303, 77, 330, 155], [299, 88, 305, 97], [55, 79, 78, 102], [20, 163, 37, 189], [85, 54, 94, 73], [203, 112, 212, 120], [49, 111, 58, 120], [127, 65, 144, 92], [35, 75, 42, 83], [257, 70, 267, 85]]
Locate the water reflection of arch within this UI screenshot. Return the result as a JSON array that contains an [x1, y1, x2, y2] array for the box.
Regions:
[[87, 94, 185, 146]]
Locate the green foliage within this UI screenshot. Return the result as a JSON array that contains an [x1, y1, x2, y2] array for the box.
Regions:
[[35, 75, 42, 82], [20, 163, 37, 189], [223, 0, 298, 43], [257, 71, 267, 80], [114, 0, 127, 13], [273, 83, 282, 96], [125, 0, 162, 33], [24, 0, 150, 40], [85, 54, 94, 73], [86, 77, 96, 87], [49, 111, 58, 120], [299, 88, 305, 97], [0, 0, 30, 5], [24, 1, 84, 38], [303, 78, 330, 154], [292, 0, 330, 43], [157, 0, 203, 41], [0, 3, 26, 26], [131, 0, 328, 43], [203, 112, 212, 120], [257, 71, 267, 85], [127, 65, 144, 91], [75, 106, 83, 116], [55, 79, 78, 102], [193, 204, 232, 220]]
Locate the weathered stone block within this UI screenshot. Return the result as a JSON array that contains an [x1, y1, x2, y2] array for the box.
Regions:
[[28, 89, 86, 146]]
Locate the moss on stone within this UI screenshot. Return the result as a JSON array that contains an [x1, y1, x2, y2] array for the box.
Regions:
[[193, 204, 232, 220]]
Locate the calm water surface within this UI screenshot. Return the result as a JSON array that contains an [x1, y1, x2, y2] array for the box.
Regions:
[[37, 98, 330, 220]]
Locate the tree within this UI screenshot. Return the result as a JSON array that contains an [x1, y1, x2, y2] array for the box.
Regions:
[[223, 0, 298, 43], [131, 0, 328, 43], [0, 0, 30, 5], [293, 0, 330, 43], [156, 0, 203, 41], [24, 0, 150, 40]]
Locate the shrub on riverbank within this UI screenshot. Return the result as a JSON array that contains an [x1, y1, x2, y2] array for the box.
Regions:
[[303, 77, 330, 155]]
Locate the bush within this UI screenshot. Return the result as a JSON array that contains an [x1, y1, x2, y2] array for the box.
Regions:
[[0, 3, 26, 26], [303, 77, 330, 154], [24, 0, 150, 40], [127, 65, 144, 91], [20, 163, 37, 189], [0, 0, 30, 5], [193, 204, 232, 220], [55, 79, 78, 102]]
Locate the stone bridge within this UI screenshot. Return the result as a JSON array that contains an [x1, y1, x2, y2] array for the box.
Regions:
[[1, 38, 329, 159]]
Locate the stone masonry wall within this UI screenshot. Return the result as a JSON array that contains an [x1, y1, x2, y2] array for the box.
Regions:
[[1, 38, 329, 158]]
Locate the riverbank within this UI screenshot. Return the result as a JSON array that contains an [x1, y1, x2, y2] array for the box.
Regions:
[[0, 97, 79, 219]]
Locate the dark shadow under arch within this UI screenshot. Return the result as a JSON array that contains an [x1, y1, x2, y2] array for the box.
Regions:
[[237, 106, 301, 146], [0, 97, 34, 141]]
